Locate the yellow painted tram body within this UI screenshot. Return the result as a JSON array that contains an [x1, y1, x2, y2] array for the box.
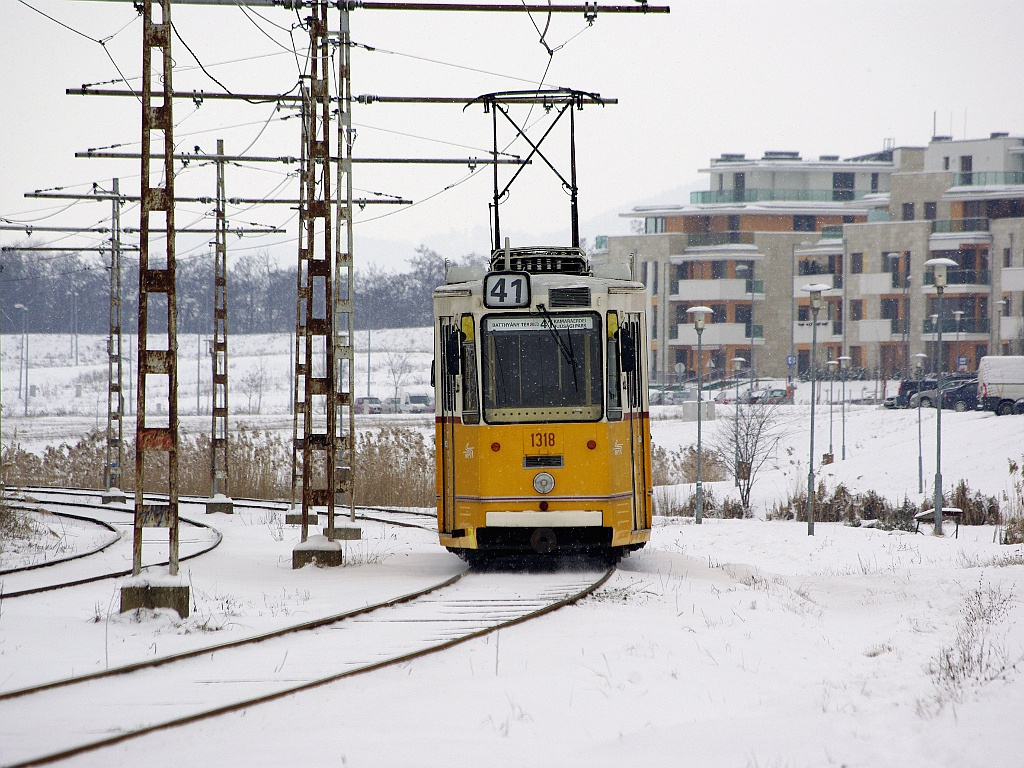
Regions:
[[433, 247, 652, 561]]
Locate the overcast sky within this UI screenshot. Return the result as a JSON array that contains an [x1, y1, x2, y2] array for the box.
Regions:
[[2, 0, 1023, 272]]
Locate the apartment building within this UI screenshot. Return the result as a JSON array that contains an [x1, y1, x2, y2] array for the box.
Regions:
[[606, 133, 1024, 383]]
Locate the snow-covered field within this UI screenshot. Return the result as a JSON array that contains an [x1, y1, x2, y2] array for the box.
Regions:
[[1, 332, 1023, 767]]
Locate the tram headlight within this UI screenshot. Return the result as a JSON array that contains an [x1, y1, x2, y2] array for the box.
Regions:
[[533, 472, 555, 494]]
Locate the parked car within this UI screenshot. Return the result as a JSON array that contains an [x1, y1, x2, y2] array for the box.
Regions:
[[941, 380, 979, 412], [909, 379, 964, 409], [749, 387, 792, 405], [1014, 398, 1024, 415], [887, 378, 936, 408], [407, 394, 434, 414], [382, 393, 434, 414], [354, 396, 382, 414], [978, 355, 1024, 415]]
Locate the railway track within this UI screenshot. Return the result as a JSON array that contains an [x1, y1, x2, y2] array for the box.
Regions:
[[1, 489, 434, 597], [0, 564, 612, 768]]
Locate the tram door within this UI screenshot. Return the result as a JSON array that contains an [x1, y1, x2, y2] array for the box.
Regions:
[[438, 317, 460, 534], [623, 313, 650, 532]]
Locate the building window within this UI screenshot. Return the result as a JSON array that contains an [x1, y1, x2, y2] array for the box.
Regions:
[[902, 202, 915, 221], [797, 305, 809, 321], [652, 306, 658, 339], [942, 156, 950, 171], [711, 261, 727, 279], [881, 298, 898, 320], [728, 214, 740, 231], [851, 252, 863, 273], [851, 300, 864, 321], [651, 262, 659, 294], [679, 262, 694, 280], [793, 215, 816, 232], [1005, 248, 1013, 268], [711, 304, 727, 323], [832, 172, 855, 201], [960, 156, 973, 173], [644, 217, 665, 234], [924, 202, 937, 220], [870, 172, 879, 193], [843, 215, 855, 224]]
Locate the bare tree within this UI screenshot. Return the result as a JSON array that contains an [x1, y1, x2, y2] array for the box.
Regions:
[[711, 403, 787, 513], [382, 347, 416, 411], [238, 361, 267, 415]]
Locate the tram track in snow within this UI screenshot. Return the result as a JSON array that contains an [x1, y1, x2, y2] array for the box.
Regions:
[[0, 561, 612, 768], [0, 489, 434, 597]]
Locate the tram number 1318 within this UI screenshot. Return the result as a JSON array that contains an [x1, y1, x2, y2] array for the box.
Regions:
[[484, 272, 531, 309], [530, 431, 556, 449]]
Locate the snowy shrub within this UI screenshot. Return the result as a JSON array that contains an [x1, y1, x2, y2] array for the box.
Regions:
[[918, 582, 1021, 717], [651, 443, 726, 486], [353, 427, 434, 507], [1001, 517, 1024, 546], [0, 498, 35, 556]]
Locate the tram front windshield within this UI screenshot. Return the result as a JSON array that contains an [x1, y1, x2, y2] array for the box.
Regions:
[[481, 313, 602, 423]]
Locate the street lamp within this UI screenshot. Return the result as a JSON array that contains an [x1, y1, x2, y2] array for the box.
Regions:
[[687, 305, 713, 525], [996, 299, 1009, 355], [838, 355, 851, 460], [13, 304, 28, 418], [953, 309, 964, 372], [929, 313, 939, 374], [801, 283, 830, 536], [913, 352, 928, 494], [825, 360, 838, 460], [730, 355, 746, 486], [925, 256, 959, 536]]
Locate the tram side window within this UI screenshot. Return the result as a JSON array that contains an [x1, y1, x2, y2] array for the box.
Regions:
[[461, 340, 480, 424], [607, 323, 622, 422]]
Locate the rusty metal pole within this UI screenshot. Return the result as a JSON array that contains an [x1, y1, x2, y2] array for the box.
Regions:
[[335, 2, 358, 528], [134, 0, 180, 577], [104, 178, 125, 500], [290, 81, 309, 528], [292, 0, 339, 564], [210, 139, 230, 503]]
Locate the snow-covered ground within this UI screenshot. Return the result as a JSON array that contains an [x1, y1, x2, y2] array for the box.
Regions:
[[1, 332, 1023, 767]]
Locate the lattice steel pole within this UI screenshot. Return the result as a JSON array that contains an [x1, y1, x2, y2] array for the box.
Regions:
[[290, 83, 310, 521], [292, 1, 351, 566], [208, 139, 232, 513], [103, 178, 126, 503], [334, 2, 358, 530], [123, 0, 188, 618]]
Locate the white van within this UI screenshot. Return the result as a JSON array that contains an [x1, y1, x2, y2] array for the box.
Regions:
[[977, 356, 1024, 415], [382, 393, 434, 414]]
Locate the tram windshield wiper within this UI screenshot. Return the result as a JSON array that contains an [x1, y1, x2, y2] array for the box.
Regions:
[[536, 303, 579, 393]]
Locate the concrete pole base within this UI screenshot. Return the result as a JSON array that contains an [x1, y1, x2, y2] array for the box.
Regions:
[[324, 526, 361, 541], [120, 581, 190, 618], [285, 512, 319, 526], [205, 496, 234, 515], [292, 534, 343, 568], [102, 489, 128, 505]]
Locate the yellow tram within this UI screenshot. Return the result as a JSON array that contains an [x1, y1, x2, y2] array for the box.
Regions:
[[433, 245, 652, 562]]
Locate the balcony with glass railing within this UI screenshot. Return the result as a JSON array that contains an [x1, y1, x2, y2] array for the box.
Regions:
[[922, 269, 990, 286], [820, 225, 844, 240], [671, 277, 764, 302], [685, 231, 756, 247], [930, 218, 989, 233], [922, 317, 990, 334], [690, 189, 870, 204], [952, 171, 1024, 187]]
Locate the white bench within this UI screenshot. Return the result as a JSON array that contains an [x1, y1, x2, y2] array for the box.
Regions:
[[914, 507, 963, 538]]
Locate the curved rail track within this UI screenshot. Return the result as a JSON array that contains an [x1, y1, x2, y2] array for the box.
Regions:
[[0, 560, 612, 768], [0, 493, 222, 598], [1, 489, 435, 597]]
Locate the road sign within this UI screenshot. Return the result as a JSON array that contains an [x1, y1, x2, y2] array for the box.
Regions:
[[787, 355, 796, 367], [957, 355, 968, 371]]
